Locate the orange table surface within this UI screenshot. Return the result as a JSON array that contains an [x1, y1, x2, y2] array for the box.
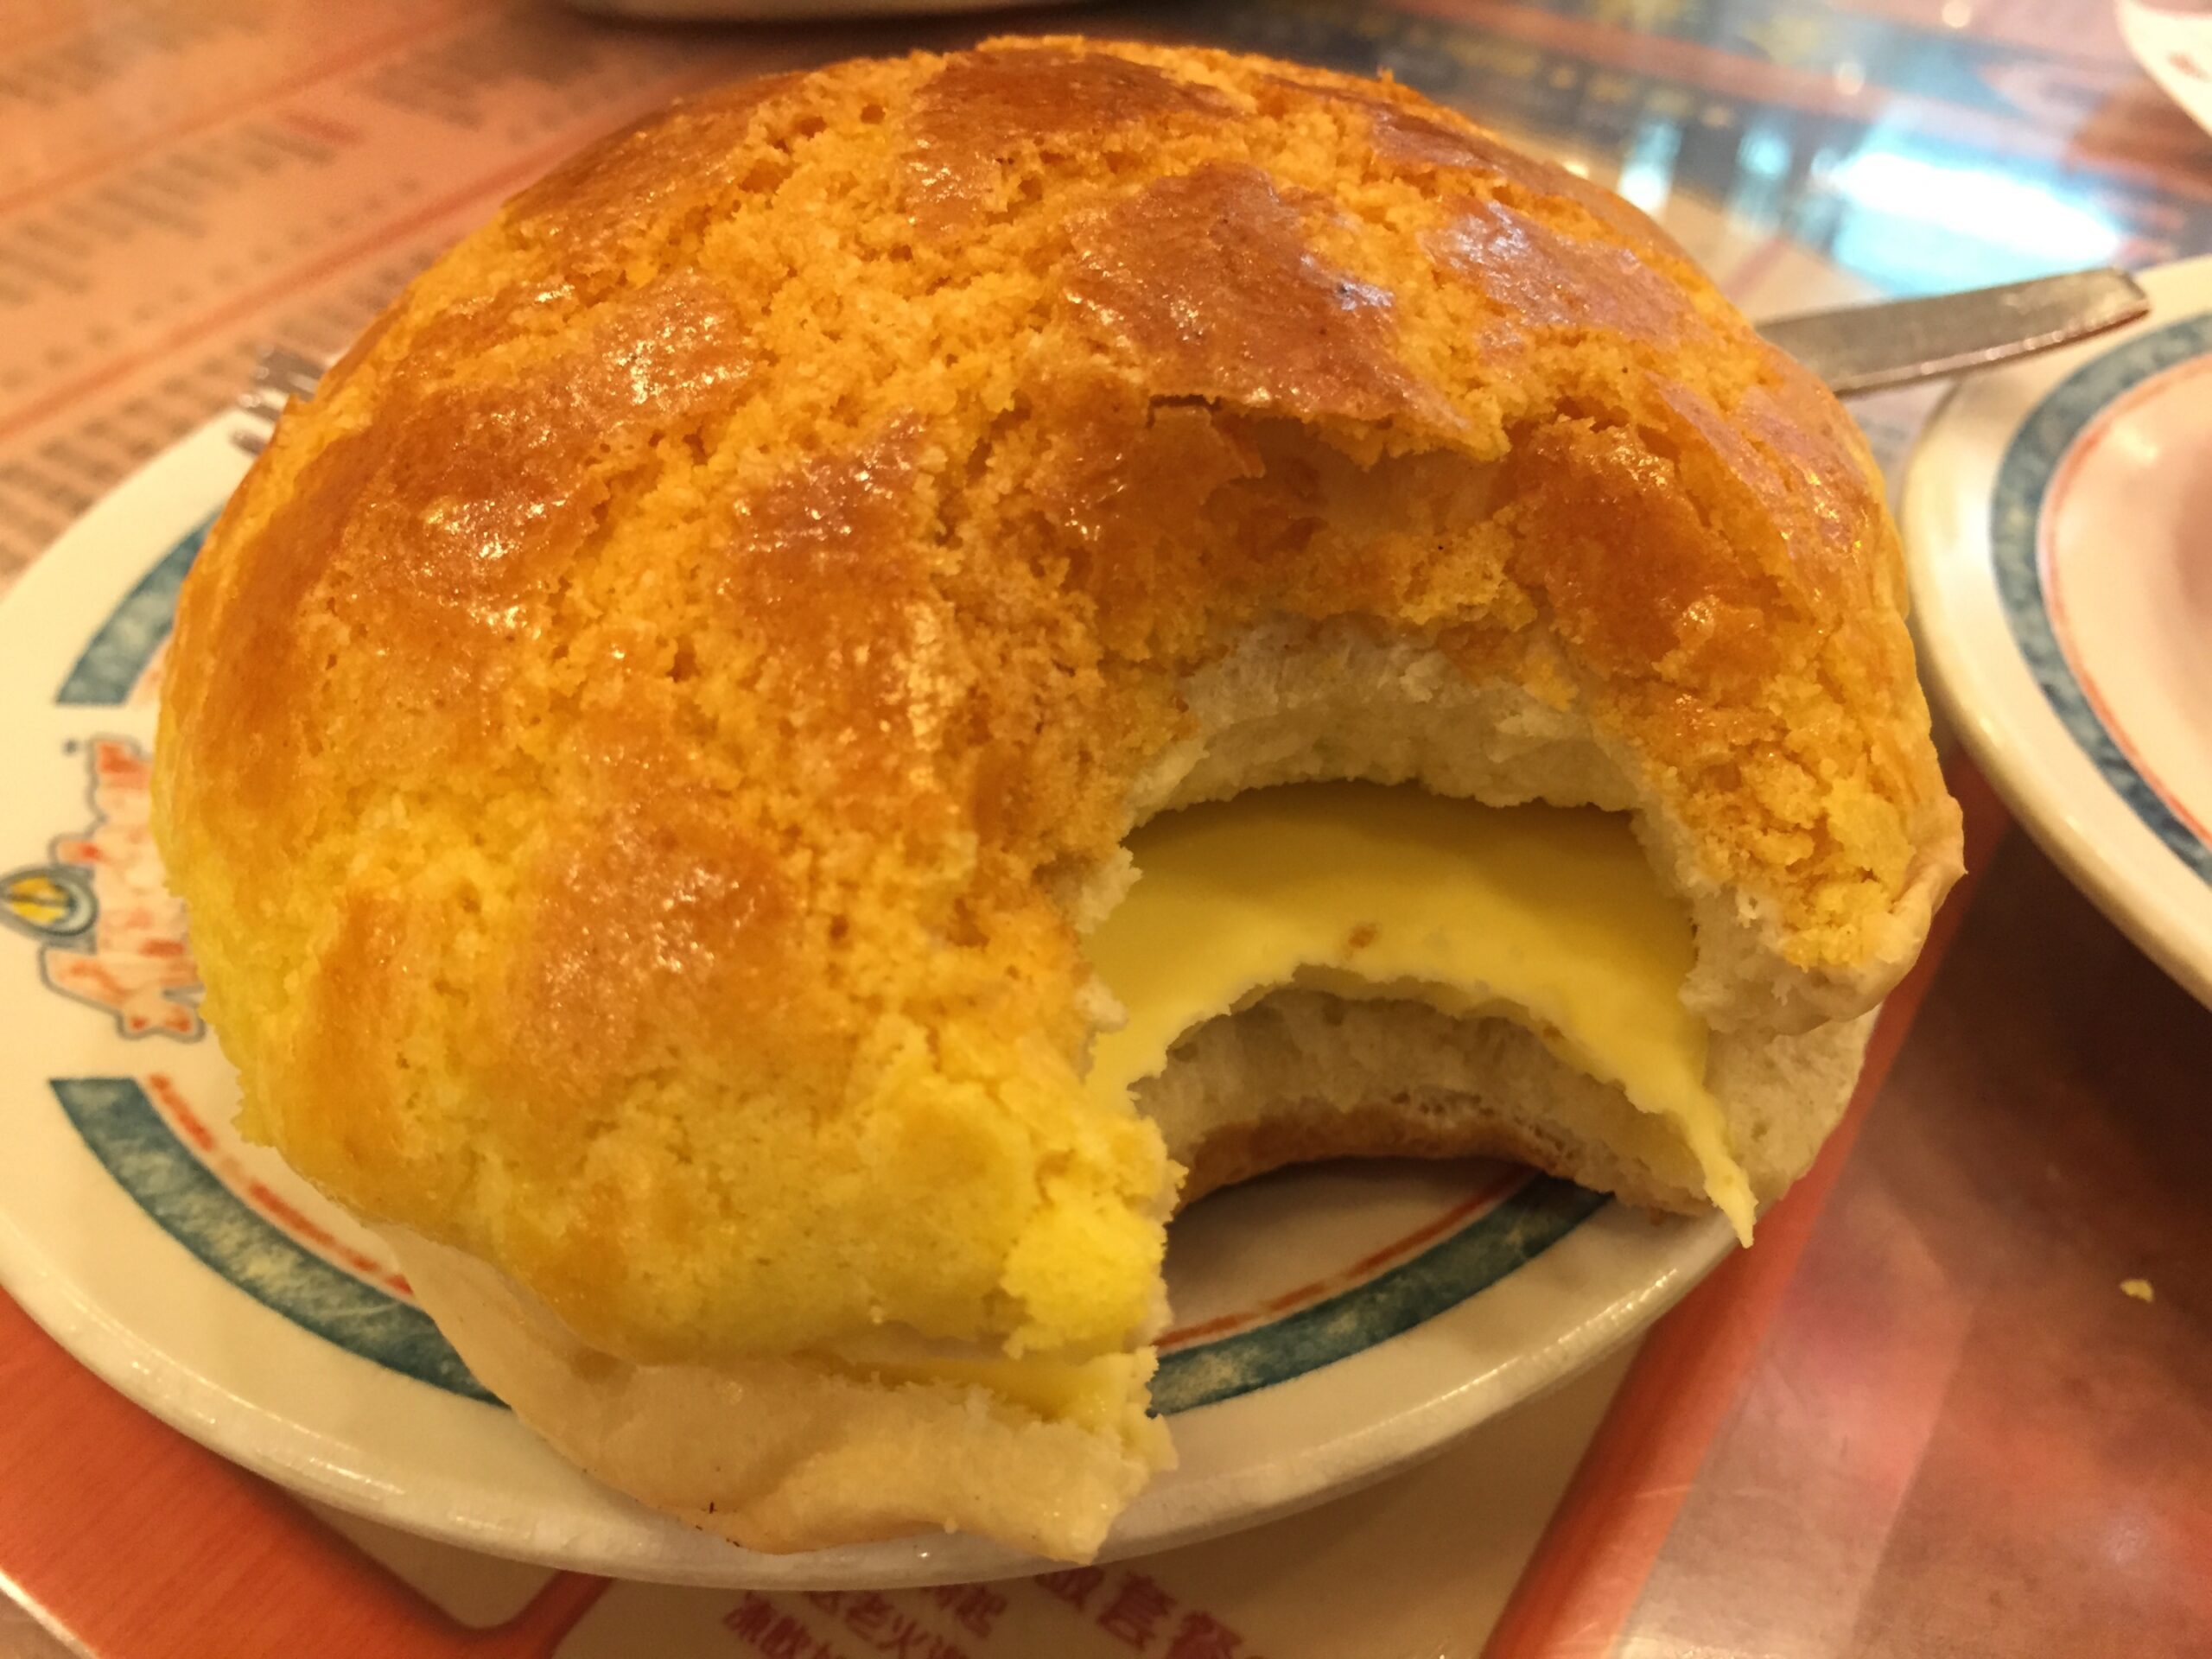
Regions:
[[0, 3, 2207, 1656]]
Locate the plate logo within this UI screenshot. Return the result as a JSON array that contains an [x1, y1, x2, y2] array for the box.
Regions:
[[4, 736, 204, 1039]]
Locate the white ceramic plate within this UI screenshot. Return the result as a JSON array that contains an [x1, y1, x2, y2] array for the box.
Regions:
[[0, 410, 1734, 1586], [1905, 255, 2212, 1010]]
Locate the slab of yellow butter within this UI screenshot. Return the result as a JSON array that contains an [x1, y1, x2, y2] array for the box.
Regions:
[[1084, 783, 1753, 1241]]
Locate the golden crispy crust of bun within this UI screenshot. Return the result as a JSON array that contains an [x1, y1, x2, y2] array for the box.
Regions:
[[155, 41, 1958, 1373]]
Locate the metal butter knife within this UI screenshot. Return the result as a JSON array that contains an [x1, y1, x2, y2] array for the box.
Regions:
[[1758, 268, 2151, 397]]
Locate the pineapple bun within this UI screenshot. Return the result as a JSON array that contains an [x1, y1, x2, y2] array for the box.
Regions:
[[154, 38, 1961, 1560]]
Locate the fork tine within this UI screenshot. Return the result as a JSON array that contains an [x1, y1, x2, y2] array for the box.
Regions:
[[232, 345, 331, 456]]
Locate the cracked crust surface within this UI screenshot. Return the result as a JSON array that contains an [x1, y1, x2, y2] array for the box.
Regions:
[[155, 40, 1959, 1383]]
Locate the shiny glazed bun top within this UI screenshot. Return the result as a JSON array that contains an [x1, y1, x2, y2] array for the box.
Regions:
[[154, 40, 1961, 1374]]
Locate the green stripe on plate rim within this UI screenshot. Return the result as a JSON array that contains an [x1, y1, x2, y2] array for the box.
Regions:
[[54, 516, 212, 707], [51, 1077, 495, 1402]]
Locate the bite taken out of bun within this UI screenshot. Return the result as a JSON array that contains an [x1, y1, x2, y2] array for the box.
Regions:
[[154, 38, 1961, 1562]]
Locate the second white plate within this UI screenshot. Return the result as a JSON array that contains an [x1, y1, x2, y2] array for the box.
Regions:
[[1904, 255, 2212, 1009]]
